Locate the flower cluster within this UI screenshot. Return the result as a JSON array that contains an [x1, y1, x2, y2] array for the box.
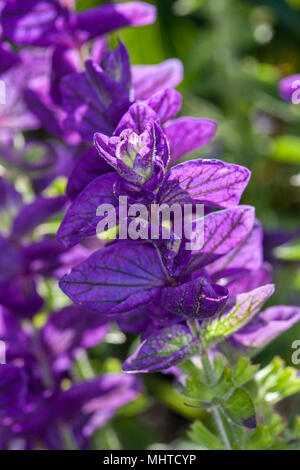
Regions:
[[0, 0, 300, 451]]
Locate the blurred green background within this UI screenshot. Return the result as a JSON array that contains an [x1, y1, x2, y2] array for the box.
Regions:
[[74, 0, 300, 447]]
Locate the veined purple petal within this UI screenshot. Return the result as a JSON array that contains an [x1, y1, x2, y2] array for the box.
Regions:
[[57, 172, 119, 248], [226, 264, 272, 296], [159, 159, 250, 208], [66, 146, 112, 201], [233, 306, 300, 349], [278, 74, 300, 103], [122, 324, 199, 373], [74, 2, 157, 43], [187, 206, 255, 272], [132, 59, 183, 100], [59, 242, 167, 315], [12, 195, 67, 238], [145, 88, 182, 124], [93, 133, 118, 168], [165, 117, 217, 164], [207, 221, 264, 279]]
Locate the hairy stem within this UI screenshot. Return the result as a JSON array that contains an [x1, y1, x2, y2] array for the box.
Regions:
[[186, 320, 234, 449]]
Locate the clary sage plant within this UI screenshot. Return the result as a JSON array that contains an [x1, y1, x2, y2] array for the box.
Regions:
[[0, 0, 299, 450]]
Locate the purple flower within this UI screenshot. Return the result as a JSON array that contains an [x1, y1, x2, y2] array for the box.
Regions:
[[1, 1, 156, 48], [0, 140, 77, 194], [40, 305, 108, 374], [59, 205, 255, 316], [122, 283, 275, 373], [0, 305, 140, 449], [60, 43, 133, 141], [94, 103, 169, 190], [0, 184, 89, 318], [57, 100, 240, 250], [1, 8, 156, 143], [207, 221, 272, 296]]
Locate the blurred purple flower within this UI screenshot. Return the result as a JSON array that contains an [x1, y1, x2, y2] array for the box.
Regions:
[[0, 305, 141, 449]]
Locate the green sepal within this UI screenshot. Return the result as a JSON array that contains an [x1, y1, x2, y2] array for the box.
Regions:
[[232, 357, 259, 387]]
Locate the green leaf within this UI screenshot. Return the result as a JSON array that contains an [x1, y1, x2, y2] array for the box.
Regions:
[[246, 425, 273, 450], [232, 357, 259, 387], [202, 285, 275, 347], [267, 412, 285, 438], [188, 421, 225, 450], [212, 355, 228, 383], [270, 135, 300, 164], [222, 388, 256, 429]]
